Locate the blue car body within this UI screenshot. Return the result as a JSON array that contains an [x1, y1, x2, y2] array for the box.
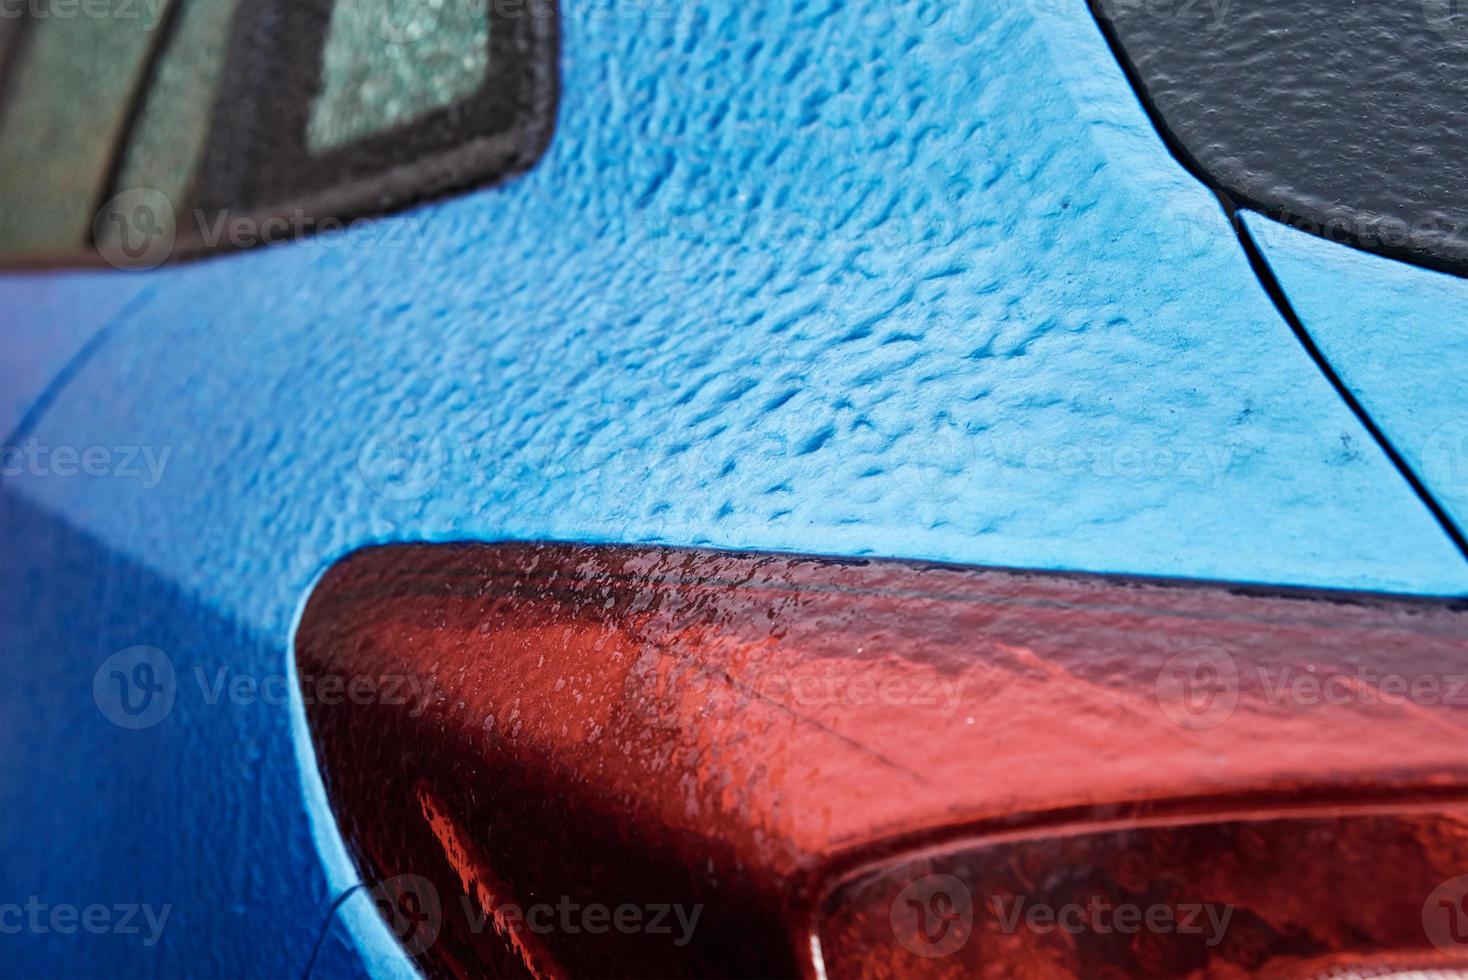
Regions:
[[2, 1, 1465, 976]]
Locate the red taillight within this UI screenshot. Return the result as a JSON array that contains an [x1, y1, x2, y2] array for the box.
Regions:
[[821, 809, 1468, 978], [296, 543, 1468, 978]]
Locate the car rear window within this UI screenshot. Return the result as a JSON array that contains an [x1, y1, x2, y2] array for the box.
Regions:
[[0, 0, 557, 267]]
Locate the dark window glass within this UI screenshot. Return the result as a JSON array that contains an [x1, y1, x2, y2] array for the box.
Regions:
[[0, 0, 558, 266], [0, 0, 171, 257]]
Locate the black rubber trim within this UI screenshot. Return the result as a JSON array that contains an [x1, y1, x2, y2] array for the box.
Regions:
[[1088, 4, 1468, 562], [1091, 1, 1468, 279], [187, 0, 559, 255], [87, 0, 190, 254]]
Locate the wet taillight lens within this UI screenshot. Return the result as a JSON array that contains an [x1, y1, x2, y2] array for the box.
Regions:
[[821, 810, 1468, 979], [296, 543, 1468, 978]]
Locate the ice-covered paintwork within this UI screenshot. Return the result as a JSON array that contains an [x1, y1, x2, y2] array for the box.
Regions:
[[1242, 211, 1468, 543], [299, 542, 1468, 977], [0, 276, 147, 437], [1, 1, 1465, 978]]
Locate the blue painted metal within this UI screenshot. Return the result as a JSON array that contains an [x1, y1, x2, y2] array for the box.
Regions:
[[306, 890, 419, 980], [2, 1, 1466, 977], [1242, 210, 1468, 543], [0, 274, 147, 438]]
